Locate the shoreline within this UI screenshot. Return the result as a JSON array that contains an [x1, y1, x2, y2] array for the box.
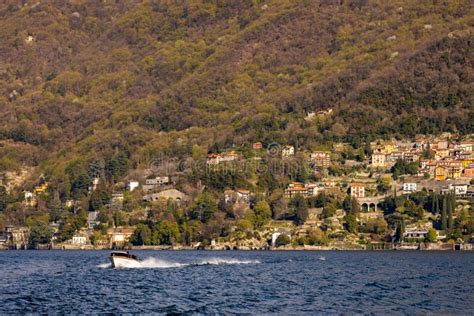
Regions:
[[1, 242, 472, 251]]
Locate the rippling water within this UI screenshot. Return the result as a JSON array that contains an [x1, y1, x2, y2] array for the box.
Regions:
[[0, 250, 473, 314]]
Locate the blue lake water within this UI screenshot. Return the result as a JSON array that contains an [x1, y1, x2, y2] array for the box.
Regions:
[[0, 250, 473, 314]]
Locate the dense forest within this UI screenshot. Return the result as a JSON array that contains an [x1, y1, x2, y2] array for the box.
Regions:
[[0, 0, 472, 177]]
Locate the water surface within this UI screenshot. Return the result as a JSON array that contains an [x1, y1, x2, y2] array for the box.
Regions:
[[0, 250, 473, 314]]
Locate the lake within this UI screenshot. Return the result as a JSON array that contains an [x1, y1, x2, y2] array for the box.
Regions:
[[0, 250, 472, 314]]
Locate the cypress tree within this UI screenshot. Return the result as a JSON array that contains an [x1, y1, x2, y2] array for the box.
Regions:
[[0, 186, 7, 212], [431, 192, 438, 214], [400, 219, 406, 242], [447, 193, 454, 229], [441, 195, 447, 231]]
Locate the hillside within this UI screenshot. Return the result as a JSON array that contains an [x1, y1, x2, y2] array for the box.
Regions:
[[0, 0, 473, 180]]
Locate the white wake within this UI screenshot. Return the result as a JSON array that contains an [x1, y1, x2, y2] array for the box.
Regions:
[[97, 257, 260, 269], [196, 258, 260, 266]]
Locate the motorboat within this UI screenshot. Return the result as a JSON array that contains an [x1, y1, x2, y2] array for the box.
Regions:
[[109, 251, 141, 268]]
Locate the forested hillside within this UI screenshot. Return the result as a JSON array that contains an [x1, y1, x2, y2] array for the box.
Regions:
[[0, 0, 473, 180]]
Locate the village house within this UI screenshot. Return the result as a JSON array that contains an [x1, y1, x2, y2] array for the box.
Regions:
[[413, 138, 428, 150], [381, 142, 398, 154], [448, 184, 468, 196], [236, 189, 251, 203], [403, 152, 420, 163], [434, 159, 463, 180], [281, 145, 295, 158], [224, 189, 251, 204], [143, 189, 190, 204], [88, 211, 100, 229], [126, 180, 139, 192], [34, 181, 48, 195], [23, 191, 37, 207], [435, 140, 449, 150], [285, 183, 308, 198], [403, 182, 417, 193], [206, 151, 239, 165], [71, 234, 88, 245], [387, 151, 404, 162], [224, 190, 235, 204], [252, 142, 262, 150], [435, 148, 450, 160], [350, 183, 365, 198], [284, 182, 321, 199], [463, 164, 474, 177], [455, 141, 474, 152], [3, 226, 29, 249], [435, 165, 448, 181], [403, 229, 428, 240], [108, 227, 135, 248], [310, 151, 331, 168], [371, 153, 386, 168], [425, 160, 438, 175], [142, 176, 171, 192]]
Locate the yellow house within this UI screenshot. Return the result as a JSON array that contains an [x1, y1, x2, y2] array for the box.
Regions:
[[461, 159, 473, 168], [34, 182, 48, 194], [383, 143, 397, 154], [435, 166, 447, 181], [448, 166, 462, 179]]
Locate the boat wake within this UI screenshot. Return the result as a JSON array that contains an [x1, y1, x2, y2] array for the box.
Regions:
[[195, 258, 260, 266], [97, 257, 260, 269]]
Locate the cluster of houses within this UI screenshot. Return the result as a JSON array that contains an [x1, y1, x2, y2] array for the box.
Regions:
[[371, 137, 474, 180], [0, 224, 136, 250], [2, 134, 473, 249]]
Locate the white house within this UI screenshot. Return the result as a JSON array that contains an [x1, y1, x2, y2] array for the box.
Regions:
[[403, 183, 417, 193], [403, 229, 428, 240], [88, 211, 100, 229], [350, 183, 365, 198], [448, 184, 468, 196], [126, 180, 139, 192], [282, 145, 295, 157], [71, 235, 88, 245], [142, 176, 170, 192]]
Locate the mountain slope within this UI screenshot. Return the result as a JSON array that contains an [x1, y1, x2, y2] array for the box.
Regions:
[[0, 0, 472, 180]]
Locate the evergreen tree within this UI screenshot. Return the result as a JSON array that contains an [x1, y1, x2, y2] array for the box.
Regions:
[[131, 224, 152, 245], [344, 213, 358, 233], [47, 191, 63, 222], [441, 196, 447, 231], [89, 185, 111, 211], [88, 159, 105, 180], [342, 195, 351, 212], [0, 186, 7, 212], [447, 193, 454, 229], [396, 219, 406, 242], [290, 194, 309, 226], [350, 197, 361, 213]]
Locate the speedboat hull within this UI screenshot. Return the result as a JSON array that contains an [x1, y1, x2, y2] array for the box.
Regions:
[[109, 252, 141, 268]]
